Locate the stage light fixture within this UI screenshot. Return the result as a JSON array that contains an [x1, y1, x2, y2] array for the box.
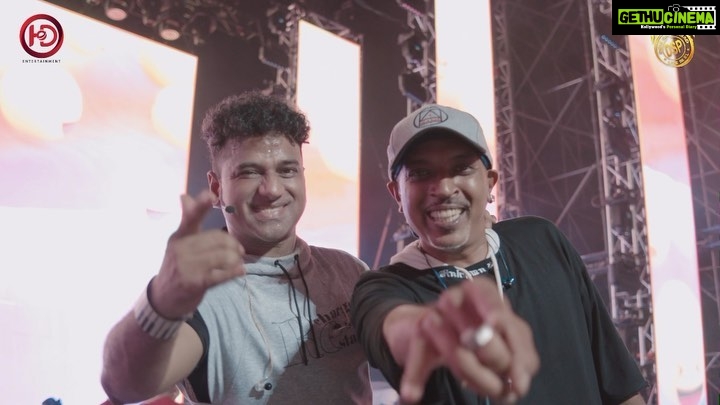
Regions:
[[157, 6, 187, 41], [399, 70, 429, 105], [603, 109, 635, 160], [104, 0, 133, 21], [267, 4, 294, 35], [399, 30, 425, 66]]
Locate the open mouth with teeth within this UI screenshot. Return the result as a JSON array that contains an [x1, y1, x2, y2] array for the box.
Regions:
[[253, 205, 287, 220], [428, 208, 464, 226]]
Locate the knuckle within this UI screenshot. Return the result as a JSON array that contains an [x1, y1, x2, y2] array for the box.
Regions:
[[223, 249, 240, 266]]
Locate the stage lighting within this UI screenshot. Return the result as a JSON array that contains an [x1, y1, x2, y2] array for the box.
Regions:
[[603, 109, 636, 160], [399, 30, 425, 66], [104, 0, 133, 21], [267, 4, 295, 35], [399, 70, 429, 105], [157, 6, 187, 41], [159, 21, 181, 41]]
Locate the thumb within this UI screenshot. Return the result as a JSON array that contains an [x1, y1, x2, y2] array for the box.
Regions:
[[174, 190, 215, 237]]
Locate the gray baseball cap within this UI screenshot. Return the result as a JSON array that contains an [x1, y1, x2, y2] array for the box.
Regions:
[[387, 104, 493, 180]]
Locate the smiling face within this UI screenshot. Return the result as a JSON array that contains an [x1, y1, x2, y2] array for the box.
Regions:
[[388, 132, 498, 266], [209, 133, 306, 257]]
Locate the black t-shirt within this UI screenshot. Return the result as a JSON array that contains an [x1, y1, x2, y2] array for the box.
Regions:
[[350, 215, 647, 405]]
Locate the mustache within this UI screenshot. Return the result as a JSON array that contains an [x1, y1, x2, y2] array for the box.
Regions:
[[425, 198, 468, 209]]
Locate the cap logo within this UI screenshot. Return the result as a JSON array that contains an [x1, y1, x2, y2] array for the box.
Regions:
[[413, 107, 448, 128]]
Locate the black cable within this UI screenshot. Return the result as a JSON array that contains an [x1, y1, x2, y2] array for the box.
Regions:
[[294, 254, 322, 359], [275, 260, 309, 365]]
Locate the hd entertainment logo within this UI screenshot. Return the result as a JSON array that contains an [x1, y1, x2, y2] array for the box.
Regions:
[[19, 14, 64, 63]]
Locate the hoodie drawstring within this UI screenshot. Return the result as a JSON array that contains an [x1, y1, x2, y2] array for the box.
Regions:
[[275, 255, 321, 365]]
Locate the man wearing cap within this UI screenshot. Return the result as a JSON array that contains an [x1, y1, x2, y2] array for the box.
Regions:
[[350, 104, 647, 404]]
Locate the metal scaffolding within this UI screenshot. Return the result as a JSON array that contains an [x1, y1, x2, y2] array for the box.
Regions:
[[492, 0, 521, 220], [489, 0, 608, 260], [258, 4, 363, 104], [586, 1, 655, 399], [397, 0, 437, 112], [492, 0, 655, 399], [393, 0, 436, 252], [257, 3, 301, 103]]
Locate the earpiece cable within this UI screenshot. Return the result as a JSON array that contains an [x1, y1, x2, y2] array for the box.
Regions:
[[244, 278, 273, 389]]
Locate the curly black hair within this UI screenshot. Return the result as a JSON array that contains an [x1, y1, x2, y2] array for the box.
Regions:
[[201, 91, 310, 163]]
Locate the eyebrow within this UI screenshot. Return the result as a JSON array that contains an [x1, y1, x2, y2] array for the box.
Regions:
[[232, 159, 301, 170]]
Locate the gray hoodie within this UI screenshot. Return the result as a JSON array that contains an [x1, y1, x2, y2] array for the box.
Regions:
[[182, 237, 371, 404]]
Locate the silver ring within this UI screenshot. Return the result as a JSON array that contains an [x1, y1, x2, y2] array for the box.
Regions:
[[461, 324, 494, 350]]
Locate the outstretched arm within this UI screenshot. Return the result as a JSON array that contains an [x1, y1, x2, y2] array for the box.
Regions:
[[101, 313, 202, 404], [382, 278, 539, 404], [101, 191, 246, 404]]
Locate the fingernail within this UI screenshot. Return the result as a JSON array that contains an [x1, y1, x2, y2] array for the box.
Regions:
[[400, 385, 421, 404], [514, 372, 530, 393]]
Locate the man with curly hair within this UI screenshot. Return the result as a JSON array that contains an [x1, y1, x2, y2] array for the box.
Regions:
[[100, 91, 372, 404]]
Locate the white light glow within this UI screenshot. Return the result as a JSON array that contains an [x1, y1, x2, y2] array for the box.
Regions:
[[0, 2, 197, 404], [434, 0, 497, 218], [628, 35, 706, 405], [0, 64, 82, 140], [296, 19, 361, 257]]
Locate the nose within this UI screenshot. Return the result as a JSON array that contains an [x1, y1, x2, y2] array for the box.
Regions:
[[258, 173, 282, 198], [430, 175, 458, 197]]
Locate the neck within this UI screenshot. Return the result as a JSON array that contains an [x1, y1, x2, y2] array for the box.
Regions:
[[418, 240, 489, 268], [241, 235, 298, 258]]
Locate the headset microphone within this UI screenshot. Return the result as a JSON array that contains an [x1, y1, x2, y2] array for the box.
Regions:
[[214, 203, 236, 214], [255, 377, 273, 391]]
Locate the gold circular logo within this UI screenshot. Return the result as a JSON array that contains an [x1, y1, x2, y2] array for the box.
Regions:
[[652, 35, 695, 67]]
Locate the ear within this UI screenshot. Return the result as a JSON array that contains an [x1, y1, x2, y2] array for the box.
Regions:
[[207, 170, 221, 206], [386, 180, 403, 210], [487, 169, 499, 190]]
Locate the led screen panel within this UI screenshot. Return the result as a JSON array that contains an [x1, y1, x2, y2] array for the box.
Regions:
[[435, 0, 497, 218], [0, 2, 197, 403], [296, 20, 361, 257], [628, 35, 706, 404]]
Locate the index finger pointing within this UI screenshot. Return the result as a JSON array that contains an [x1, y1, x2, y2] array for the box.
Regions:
[[399, 312, 443, 404]]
